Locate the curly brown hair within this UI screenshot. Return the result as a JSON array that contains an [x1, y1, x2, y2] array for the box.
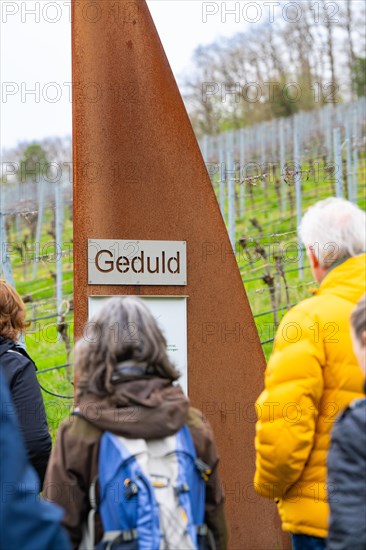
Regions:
[[0, 280, 28, 341]]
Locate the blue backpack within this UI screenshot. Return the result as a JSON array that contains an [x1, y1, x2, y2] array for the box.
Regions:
[[80, 425, 214, 550]]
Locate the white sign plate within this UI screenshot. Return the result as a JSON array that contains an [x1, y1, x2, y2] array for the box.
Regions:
[[88, 239, 187, 286], [88, 296, 188, 394]]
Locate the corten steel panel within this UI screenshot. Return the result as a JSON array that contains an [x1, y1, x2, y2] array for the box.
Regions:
[[72, 1, 288, 548]]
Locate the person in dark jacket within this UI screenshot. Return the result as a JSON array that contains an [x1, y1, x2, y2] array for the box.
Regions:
[[327, 293, 366, 550], [0, 370, 70, 549], [0, 279, 52, 485], [44, 296, 227, 550]]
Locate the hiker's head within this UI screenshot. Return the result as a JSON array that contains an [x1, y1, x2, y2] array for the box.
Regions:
[[75, 296, 180, 397], [0, 280, 28, 342], [298, 198, 366, 283], [351, 294, 366, 376]]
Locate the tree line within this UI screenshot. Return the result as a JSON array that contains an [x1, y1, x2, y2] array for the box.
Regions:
[[182, 0, 366, 137]]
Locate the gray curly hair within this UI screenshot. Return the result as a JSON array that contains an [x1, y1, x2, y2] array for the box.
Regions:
[[75, 296, 179, 397]]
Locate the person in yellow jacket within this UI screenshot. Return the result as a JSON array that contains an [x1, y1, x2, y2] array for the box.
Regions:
[[254, 198, 366, 550]]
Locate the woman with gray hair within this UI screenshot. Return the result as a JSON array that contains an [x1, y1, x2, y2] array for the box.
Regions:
[[44, 296, 227, 550]]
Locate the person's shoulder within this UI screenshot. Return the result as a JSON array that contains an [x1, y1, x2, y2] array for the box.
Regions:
[[338, 398, 366, 423], [187, 406, 212, 434], [279, 295, 318, 324], [272, 297, 321, 349], [277, 289, 345, 333], [63, 412, 103, 441], [51, 413, 102, 467], [334, 398, 366, 444], [1, 343, 34, 378], [6, 348, 31, 363]]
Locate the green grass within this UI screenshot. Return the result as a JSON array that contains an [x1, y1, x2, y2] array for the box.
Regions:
[[6, 155, 366, 439], [7, 205, 75, 439]]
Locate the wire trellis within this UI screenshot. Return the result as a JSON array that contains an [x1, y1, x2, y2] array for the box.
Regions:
[[1, 98, 365, 400]]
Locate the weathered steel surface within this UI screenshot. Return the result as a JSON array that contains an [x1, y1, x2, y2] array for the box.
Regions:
[[72, 1, 286, 547]]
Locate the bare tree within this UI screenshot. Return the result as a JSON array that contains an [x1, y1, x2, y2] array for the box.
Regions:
[[182, 0, 363, 135]]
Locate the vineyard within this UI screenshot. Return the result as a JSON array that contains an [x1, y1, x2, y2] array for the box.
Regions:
[[1, 98, 365, 439]]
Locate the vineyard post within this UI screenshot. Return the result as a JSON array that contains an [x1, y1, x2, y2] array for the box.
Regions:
[[336, 104, 343, 126], [232, 129, 237, 160], [15, 181, 21, 239], [213, 133, 218, 161], [345, 118, 354, 203], [260, 123, 265, 170], [326, 105, 332, 164], [293, 115, 304, 280], [333, 128, 344, 198], [239, 128, 245, 218], [219, 134, 226, 220], [0, 212, 15, 288], [297, 113, 302, 153], [202, 134, 209, 164], [279, 118, 286, 213], [226, 149, 235, 251], [32, 177, 45, 278], [227, 129, 234, 157], [271, 118, 277, 162], [352, 109, 359, 202], [55, 180, 63, 313]]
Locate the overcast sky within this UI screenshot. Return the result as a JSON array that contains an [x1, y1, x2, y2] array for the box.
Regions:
[[0, 0, 259, 150]]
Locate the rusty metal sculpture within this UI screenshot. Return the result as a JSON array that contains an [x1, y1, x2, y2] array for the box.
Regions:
[[72, 1, 285, 547]]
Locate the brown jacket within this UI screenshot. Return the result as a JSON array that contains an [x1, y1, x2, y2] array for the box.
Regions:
[[44, 377, 227, 549]]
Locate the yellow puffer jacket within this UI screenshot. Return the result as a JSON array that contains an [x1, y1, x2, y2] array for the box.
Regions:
[[254, 254, 365, 538]]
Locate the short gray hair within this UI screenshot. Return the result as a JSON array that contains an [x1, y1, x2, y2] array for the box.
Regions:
[[76, 296, 179, 397], [298, 197, 366, 268]]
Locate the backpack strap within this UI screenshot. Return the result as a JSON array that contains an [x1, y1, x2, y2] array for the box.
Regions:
[[81, 476, 139, 550], [102, 529, 138, 549], [176, 426, 210, 525], [176, 426, 216, 549], [197, 524, 216, 550], [79, 476, 98, 550]]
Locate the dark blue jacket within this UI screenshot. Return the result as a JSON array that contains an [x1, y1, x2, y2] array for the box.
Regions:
[[327, 395, 366, 550], [0, 336, 52, 485], [0, 370, 70, 549]]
